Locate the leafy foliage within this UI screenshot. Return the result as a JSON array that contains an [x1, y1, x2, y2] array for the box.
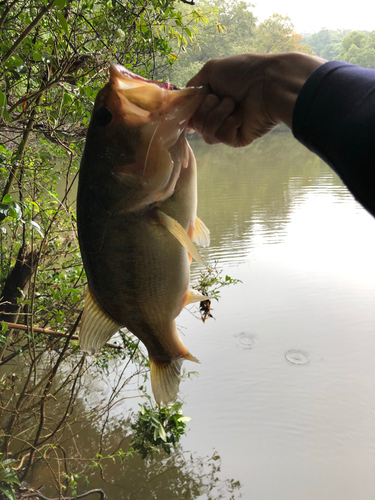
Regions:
[[130, 401, 190, 459], [303, 28, 350, 60], [336, 30, 375, 68], [0, 455, 20, 500], [192, 262, 241, 321], [252, 14, 313, 55]]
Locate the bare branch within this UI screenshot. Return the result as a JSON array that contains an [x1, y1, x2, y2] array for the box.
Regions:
[[2, 321, 123, 350]]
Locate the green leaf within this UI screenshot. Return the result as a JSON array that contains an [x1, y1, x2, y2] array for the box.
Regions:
[[150, 416, 160, 427], [153, 426, 159, 441], [30, 220, 44, 237], [158, 423, 167, 442], [9, 55, 23, 67], [0, 485, 16, 500], [178, 416, 191, 422], [0, 90, 5, 108], [8, 203, 22, 221], [56, 11, 69, 35], [1, 108, 11, 122], [32, 51, 42, 62], [116, 28, 125, 38], [2, 194, 12, 204], [55, 0, 67, 9]]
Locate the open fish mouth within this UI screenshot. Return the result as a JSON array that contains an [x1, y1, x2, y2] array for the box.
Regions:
[[108, 64, 206, 124], [110, 64, 181, 90]]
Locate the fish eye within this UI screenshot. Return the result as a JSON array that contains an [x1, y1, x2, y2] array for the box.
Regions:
[[94, 106, 112, 127]]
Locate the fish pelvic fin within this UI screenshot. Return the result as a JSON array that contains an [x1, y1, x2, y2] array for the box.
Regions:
[[183, 289, 213, 307], [79, 287, 121, 354], [150, 352, 200, 406], [193, 217, 210, 247], [157, 209, 205, 266]]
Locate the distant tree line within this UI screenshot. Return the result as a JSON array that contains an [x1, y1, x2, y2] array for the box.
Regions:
[[157, 0, 314, 86], [303, 28, 375, 68], [159, 2, 375, 86]]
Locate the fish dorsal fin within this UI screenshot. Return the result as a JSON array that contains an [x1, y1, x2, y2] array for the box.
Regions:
[[150, 351, 199, 405], [184, 289, 213, 306], [193, 217, 210, 247], [79, 287, 121, 354], [157, 210, 205, 266]]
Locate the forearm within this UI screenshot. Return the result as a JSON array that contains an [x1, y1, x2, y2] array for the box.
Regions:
[[292, 61, 375, 217]]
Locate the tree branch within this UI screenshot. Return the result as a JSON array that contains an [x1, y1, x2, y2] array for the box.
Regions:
[[20, 489, 105, 500], [2, 321, 123, 350]]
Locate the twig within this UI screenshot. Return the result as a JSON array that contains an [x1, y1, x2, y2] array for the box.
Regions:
[[2, 321, 123, 350], [20, 488, 105, 499]]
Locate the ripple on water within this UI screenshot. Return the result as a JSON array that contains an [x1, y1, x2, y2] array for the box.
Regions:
[[285, 349, 310, 365], [235, 332, 258, 350]]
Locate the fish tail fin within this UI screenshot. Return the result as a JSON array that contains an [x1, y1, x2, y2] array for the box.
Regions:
[[150, 351, 199, 406], [79, 287, 121, 354]]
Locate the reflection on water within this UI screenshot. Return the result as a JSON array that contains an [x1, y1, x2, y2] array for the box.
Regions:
[[28, 392, 241, 499], [178, 131, 375, 500], [190, 131, 358, 267]]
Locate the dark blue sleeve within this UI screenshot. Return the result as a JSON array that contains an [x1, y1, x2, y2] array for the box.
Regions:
[[292, 61, 375, 217]]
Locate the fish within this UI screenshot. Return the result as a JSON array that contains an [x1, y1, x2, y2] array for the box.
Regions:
[[77, 65, 210, 405]]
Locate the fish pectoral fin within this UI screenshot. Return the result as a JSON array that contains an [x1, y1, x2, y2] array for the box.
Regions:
[[157, 210, 205, 266], [193, 217, 210, 247], [184, 289, 213, 306], [150, 352, 200, 406], [79, 287, 122, 355]]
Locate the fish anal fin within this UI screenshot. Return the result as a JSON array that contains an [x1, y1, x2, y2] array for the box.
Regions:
[[193, 217, 210, 247], [150, 351, 200, 405], [79, 287, 121, 354], [157, 210, 205, 266]]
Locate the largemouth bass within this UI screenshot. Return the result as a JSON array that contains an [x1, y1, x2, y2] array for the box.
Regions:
[[77, 65, 209, 405]]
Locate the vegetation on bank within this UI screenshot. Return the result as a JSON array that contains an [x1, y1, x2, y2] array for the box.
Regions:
[[0, 0, 243, 497]]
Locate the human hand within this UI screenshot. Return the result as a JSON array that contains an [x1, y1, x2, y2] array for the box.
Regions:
[[186, 53, 325, 147]]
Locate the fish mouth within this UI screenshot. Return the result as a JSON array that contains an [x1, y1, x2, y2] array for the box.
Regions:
[[109, 64, 207, 127], [110, 64, 181, 91]]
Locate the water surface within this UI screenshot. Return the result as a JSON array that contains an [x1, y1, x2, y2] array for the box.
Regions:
[[178, 131, 375, 500]]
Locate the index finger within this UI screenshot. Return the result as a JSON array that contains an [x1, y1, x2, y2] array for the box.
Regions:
[[186, 61, 214, 89]]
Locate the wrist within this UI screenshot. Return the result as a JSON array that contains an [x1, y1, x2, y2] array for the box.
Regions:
[[264, 53, 326, 129]]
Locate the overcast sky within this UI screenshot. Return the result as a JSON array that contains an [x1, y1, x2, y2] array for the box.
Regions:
[[252, 0, 375, 33]]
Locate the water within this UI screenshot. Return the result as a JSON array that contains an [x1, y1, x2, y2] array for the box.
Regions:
[[33, 130, 375, 499], [181, 132, 375, 500]]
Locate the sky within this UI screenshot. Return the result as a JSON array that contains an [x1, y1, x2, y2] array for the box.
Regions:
[[252, 0, 375, 34]]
